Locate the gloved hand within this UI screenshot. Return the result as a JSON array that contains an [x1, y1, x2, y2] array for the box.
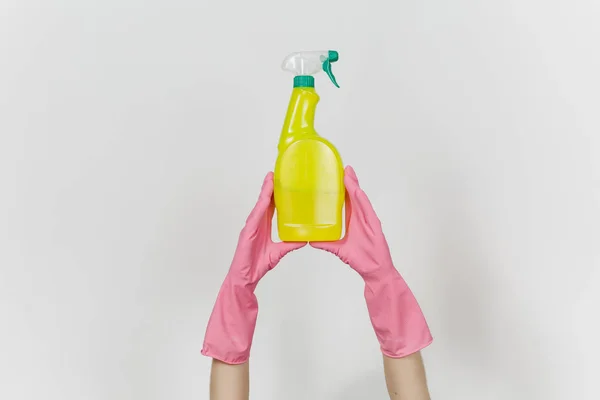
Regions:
[[201, 172, 306, 364], [311, 166, 433, 358]]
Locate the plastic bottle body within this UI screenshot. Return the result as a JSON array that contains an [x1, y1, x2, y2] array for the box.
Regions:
[[274, 87, 344, 242]]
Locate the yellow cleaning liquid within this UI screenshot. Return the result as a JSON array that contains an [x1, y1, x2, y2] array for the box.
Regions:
[[274, 84, 344, 242]]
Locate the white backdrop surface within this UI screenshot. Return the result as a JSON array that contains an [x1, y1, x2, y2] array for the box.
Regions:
[[1, 1, 599, 399]]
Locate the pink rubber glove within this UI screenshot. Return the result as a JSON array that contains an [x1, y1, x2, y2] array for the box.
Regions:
[[201, 172, 306, 364], [311, 166, 433, 358]]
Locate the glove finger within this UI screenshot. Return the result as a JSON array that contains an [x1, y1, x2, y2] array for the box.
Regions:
[[245, 172, 274, 230]]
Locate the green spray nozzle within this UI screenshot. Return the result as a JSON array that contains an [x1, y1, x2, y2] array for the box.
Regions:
[[322, 50, 340, 88], [282, 50, 341, 88]]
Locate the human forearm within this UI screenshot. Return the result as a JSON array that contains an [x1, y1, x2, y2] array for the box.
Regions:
[[210, 359, 249, 400], [383, 352, 430, 400], [202, 173, 305, 398]]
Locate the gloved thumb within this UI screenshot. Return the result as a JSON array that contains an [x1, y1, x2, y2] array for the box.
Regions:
[[310, 241, 341, 256], [275, 241, 307, 260]]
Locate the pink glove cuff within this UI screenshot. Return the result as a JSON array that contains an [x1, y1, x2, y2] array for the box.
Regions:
[[364, 270, 433, 358], [201, 277, 258, 364]]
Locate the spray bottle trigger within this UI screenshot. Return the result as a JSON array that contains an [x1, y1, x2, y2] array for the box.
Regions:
[[322, 50, 340, 88]]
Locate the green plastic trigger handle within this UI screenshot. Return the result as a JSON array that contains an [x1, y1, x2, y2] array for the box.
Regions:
[[323, 50, 340, 88]]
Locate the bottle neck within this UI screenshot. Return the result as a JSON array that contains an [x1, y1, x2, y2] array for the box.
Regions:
[[279, 87, 320, 151]]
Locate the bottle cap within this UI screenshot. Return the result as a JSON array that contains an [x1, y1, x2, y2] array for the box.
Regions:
[[293, 76, 315, 88]]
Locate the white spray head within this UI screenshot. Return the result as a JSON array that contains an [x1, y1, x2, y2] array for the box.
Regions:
[[281, 50, 340, 88]]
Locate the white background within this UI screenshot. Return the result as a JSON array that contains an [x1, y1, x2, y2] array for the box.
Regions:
[[1, 1, 599, 399]]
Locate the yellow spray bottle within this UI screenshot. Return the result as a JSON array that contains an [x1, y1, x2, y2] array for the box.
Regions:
[[274, 50, 344, 242]]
